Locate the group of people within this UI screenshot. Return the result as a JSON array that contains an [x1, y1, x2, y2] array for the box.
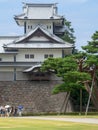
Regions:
[[0, 105, 23, 117]]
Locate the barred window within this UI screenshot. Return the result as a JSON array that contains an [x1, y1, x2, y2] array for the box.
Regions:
[[25, 54, 29, 59], [0, 58, 2, 61], [44, 54, 48, 58], [30, 54, 34, 59], [44, 54, 53, 59], [49, 54, 53, 58]]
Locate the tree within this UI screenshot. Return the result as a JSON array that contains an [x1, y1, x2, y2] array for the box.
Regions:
[[41, 30, 98, 112], [81, 31, 98, 113], [41, 55, 91, 91], [41, 55, 91, 112], [74, 52, 98, 112], [61, 18, 76, 44], [82, 31, 98, 53]]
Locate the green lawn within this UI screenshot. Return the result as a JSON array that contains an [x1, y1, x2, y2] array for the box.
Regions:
[[0, 117, 98, 130]]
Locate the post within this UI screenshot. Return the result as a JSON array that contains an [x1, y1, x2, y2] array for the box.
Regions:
[[80, 89, 82, 115], [85, 71, 95, 115]]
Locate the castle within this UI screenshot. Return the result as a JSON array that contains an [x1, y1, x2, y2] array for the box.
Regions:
[[0, 3, 73, 113]]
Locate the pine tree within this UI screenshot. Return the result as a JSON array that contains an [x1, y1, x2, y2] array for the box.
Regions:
[[61, 18, 76, 44], [82, 31, 98, 53]]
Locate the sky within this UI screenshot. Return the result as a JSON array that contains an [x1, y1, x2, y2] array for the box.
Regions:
[[0, 0, 98, 51]]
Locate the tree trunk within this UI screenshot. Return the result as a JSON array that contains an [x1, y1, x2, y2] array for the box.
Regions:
[[84, 81, 98, 110], [59, 92, 70, 113]]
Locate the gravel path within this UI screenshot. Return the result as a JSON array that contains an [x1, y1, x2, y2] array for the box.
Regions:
[[20, 116, 98, 124]]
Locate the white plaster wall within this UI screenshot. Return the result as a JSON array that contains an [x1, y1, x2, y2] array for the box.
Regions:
[[0, 48, 72, 62], [26, 20, 53, 34], [65, 49, 72, 55], [0, 54, 14, 62], [0, 38, 15, 53], [28, 7, 53, 19], [0, 67, 14, 72], [28, 36, 49, 42], [16, 49, 62, 62]]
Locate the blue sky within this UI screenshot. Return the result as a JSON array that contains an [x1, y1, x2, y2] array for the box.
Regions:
[[0, 0, 98, 50]]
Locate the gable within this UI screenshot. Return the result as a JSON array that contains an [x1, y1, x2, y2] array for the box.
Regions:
[[4, 26, 73, 50], [17, 28, 59, 43]]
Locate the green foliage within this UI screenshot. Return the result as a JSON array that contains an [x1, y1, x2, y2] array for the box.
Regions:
[[41, 55, 91, 94], [57, 56, 78, 77], [53, 83, 69, 94], [63, 71, 91, 83], [82, 31, 98, 53], [41, 56, 78, 78], [71, 88, 89, 110], [86, 55, 98, 66], [53, 82, 85, 94], [60, 18, 76, 44], [41, 58, 58, 72], [73, 52, 87, 59], [53, 71, 91, 95], [41, 52, 98, 110]]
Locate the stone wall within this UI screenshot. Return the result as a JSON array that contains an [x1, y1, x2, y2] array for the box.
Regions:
[[0, 80, 73, 114]]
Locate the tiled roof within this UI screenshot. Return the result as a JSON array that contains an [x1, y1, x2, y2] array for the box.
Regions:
[[4, 25, 73, 49], [14, 3, 63, 20]]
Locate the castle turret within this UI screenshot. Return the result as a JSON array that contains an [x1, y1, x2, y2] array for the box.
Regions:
[[14, 3, 65, 35]]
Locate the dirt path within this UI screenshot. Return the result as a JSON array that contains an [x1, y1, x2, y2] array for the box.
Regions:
[[19, 116, 98, 124]]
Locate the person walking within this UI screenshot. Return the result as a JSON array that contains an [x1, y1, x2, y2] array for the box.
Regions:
[[18, 105, 23, 116]]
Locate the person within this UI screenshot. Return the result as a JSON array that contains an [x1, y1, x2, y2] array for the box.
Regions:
[[0, 106, 5, 117], [10, 106, 14, 116], [13, 106, 18, 116], [5, 105, 11, 117], [0, 106, 2, 117], [5, 107, 10, 117], [18, 105, 23, 116]]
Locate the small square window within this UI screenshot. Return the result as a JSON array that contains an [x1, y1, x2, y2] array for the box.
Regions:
[[30, 54, 34, 59], [0, 58, 2, 61], [49, 54, 53, 58], [44, 54, 48, 58], [28, 25, 30, 29], [25, 54, 29, 59], [47, 26, 48, 29]]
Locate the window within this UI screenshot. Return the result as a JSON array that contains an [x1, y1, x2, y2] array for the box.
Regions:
[[25, 54, 29, 59], [28, 25, 30, 29], [47, 25, 51, 29], [25, 54, 34, 59], [47, 26, 48, 29], [0, 58, 2, 61], [49, 54, 53, 58], [28, 25, 32, 29], [44, 54, 48, 59], [30, 54, 34, 59], [44, 54, 53, 59], [31, 26, 32, 29]]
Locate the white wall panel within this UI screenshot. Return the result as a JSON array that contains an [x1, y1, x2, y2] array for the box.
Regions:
[[16, 49, 62, 62]]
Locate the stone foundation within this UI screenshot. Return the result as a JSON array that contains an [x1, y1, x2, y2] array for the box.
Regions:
[[0, 80, 72, 114]]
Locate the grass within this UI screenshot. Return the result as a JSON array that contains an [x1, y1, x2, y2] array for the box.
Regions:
[[0, 116, 98, 130]]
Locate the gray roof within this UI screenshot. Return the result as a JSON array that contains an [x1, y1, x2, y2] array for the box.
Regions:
[[23, 64, 42, 72], [4, 25, 73, 49], [23, 3, 57, 7], [14, 3, 63, 20], [0, 36, 19, 53]]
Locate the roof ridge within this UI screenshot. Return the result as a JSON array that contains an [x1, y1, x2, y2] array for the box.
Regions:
[[5, 24, 72, 47]]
